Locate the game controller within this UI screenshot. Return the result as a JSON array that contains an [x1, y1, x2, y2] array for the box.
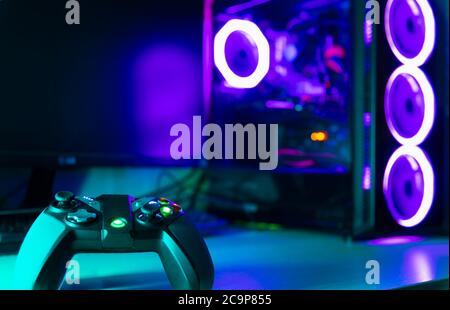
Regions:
[[13, 191, 214, 290]]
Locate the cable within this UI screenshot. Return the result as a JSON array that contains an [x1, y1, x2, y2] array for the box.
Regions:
[[137, 169, 199, 200], [188, 169, 207, 210]]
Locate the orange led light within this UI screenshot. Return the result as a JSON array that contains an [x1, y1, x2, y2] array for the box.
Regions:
[[311, 131, 328, 142]]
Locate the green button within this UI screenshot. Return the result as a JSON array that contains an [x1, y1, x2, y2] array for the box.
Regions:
[[110, 217, 127, 229], [160, 206, 173, 218]]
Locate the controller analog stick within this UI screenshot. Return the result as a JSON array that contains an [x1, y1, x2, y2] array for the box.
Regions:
[[55, 191, 74, 203], [53, 191, 78, 209]]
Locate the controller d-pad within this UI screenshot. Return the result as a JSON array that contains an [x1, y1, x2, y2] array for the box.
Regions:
[[66, 209, 97, 224], [137, 212, 149, 222]]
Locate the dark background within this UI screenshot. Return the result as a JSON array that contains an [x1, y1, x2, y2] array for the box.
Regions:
[[0, 0, 203, 166]]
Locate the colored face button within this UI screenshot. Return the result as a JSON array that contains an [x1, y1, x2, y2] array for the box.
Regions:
[[110, 217, 127, 229], [141, 200, 159, 214], [172, 203, 182, 213], [66, 209, 97, 224], [158, 197, 170, 205], [160, 206, 173, 218]]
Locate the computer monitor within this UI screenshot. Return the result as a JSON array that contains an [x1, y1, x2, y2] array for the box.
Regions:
[[0, 0, 204, 167]]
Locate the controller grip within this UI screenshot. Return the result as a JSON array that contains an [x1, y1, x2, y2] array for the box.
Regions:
[[161, 216, 214, 290], [13, 212, 74, 289]]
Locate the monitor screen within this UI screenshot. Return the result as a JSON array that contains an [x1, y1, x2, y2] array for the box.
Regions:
[[0, 0, 204, 166]]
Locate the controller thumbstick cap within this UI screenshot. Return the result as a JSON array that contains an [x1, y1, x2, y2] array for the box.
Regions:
[[55, 191, 74, 203]]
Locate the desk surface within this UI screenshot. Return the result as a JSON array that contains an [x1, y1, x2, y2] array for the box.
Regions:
[[0, 229, 448, 290]]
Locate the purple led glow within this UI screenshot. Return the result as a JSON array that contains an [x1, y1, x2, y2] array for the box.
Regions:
[[383, 146, 435, 228], [363, 166, 372, 190], [265, 100, 295, 110], [364, 19, 374, 45], [278, 148, 305, 156], [284, 159, 316, 169], [214, 19, 270, 89], [284, 44, 298, 62], [367, 235, 424, 246], [203, 0, 214, 120], [405, 249, 435, 282], [275, 65, 287, 77], [275, 36, 287, 62], [225, 0, 271, 15], [384, 65, 435, 146], [133, 45, 201, 158], [385, 0, 436, 66], [364, 112, 372, 127]]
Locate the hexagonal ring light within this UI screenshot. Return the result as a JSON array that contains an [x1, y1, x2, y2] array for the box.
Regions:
[[214, 19, 270, 89]]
